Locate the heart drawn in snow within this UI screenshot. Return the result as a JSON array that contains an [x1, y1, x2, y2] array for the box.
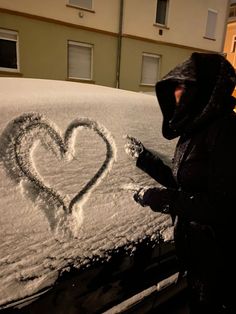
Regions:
[[0, 113, 116, 215]]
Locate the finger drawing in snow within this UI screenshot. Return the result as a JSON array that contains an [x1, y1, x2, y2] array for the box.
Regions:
[[0, 113, 117, 237]]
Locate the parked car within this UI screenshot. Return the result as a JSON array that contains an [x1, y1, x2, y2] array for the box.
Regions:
[[0, 78, 180, 313]]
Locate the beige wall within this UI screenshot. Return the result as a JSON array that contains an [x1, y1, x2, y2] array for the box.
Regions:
[[1, 1, 226, 92], [0, 10, 209, 92], [0, 0, 229, 52], [0, 0, 120, 33], [123, 0, 229, 52], [0, 12, 118, 87]]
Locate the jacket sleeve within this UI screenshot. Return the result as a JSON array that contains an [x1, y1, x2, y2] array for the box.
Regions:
[[136, 148, 177, 188]]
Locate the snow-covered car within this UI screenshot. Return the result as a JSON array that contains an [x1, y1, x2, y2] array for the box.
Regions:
[[0, 78, 179, 313]]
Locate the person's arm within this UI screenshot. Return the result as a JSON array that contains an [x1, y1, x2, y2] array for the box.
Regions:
[[136, 148, 177, 188], [124, 135, 177, 188], [142, 119, 236, 226]]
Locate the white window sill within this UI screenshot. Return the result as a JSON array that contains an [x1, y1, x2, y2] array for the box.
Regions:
[[153, 23, 169, 30], [203, 36, 216, 41], [0, 69, 22, 76], [140, 83, 156, 87], [67, 78, 95, 84]]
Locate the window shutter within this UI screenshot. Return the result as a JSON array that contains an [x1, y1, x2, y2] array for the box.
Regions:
[[141, 54, 160, 86], [205, 10, 217, 39], [0, 31, 17, 41], [68, 42, 92, 80]]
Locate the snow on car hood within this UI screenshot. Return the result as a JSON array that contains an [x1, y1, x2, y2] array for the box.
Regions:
[[0, 78, 176, 307]]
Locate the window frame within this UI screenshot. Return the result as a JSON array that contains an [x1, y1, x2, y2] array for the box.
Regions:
[[204, 8, 218, 40], [155, 0, 169, 27], [0, 28, 20, 73], [231, 35, 236, 53], [140, 53, 161, 87], [67, 0, 94, 12], [67, 40, 94, 81], [229, 5, 236, 18]]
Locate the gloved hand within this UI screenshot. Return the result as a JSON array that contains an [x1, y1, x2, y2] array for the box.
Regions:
[[124, 135, 144, 160], [121, 183, 151, 206], [133, 186, 151, 207], [121, 183, 149, 205], [133, 186, 176, 214]]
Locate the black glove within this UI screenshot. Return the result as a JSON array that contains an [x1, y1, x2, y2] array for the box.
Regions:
[[133, 186, 177, 214], [133, 186, 150, 207]]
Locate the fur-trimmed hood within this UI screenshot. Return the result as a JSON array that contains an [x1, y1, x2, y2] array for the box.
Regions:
[[156, 53, 236, 139]]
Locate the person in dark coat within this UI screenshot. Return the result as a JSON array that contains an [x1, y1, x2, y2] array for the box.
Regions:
[[125, 52, 236, 313]]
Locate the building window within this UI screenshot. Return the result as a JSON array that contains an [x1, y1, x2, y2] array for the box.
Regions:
[[0, 29, 19, 72], [231, 36, 236, 53], [155, 0, 169, 25], [68, 0, 93, 10], [229, 5, 236, 18], [205, 9, 217, 40], [68, 41, 93, 80], [141, 53, 160, 86]]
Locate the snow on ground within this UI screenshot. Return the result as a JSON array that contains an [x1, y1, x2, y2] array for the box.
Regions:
[[0, 78, 176, 307]]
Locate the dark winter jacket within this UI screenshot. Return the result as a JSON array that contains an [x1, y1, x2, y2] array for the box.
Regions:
[[136, 53, 236, 287]]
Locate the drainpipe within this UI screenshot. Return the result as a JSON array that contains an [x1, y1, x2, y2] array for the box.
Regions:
[[116, 0, 124, 88]]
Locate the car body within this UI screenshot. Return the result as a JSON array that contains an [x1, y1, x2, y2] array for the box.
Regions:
[[0, 78, 179, 313]]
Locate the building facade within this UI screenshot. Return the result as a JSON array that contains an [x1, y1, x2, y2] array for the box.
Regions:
[[0, 0, 230, 92]]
